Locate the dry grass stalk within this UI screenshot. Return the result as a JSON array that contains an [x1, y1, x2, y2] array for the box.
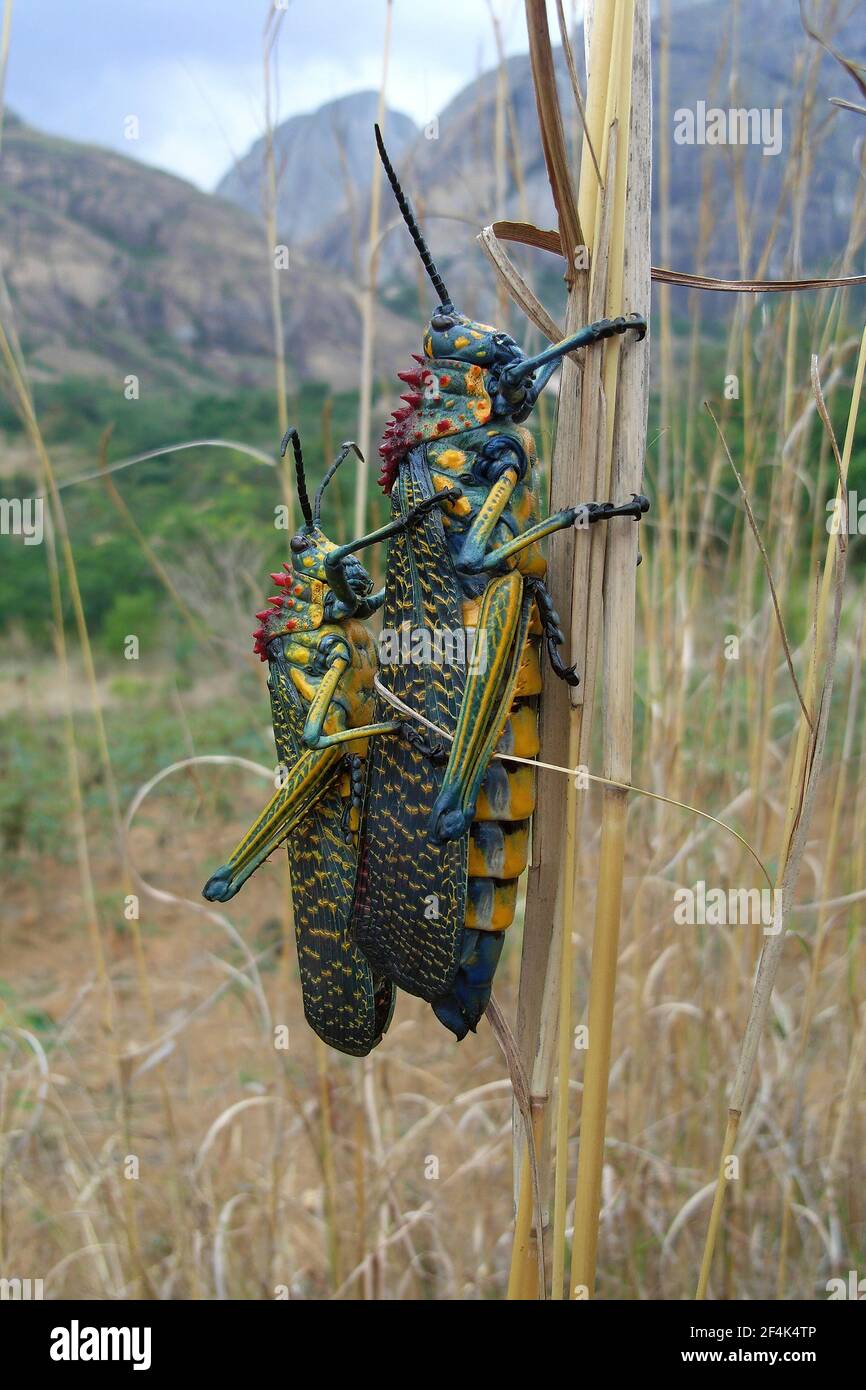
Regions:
[[696, 328, 866, 1299], [261, 5, 294, 531], [502, 0, 650, 1301], [354, 0, 393, 536], [506, 0, 592, 1300], [705, 403, 812, 729], [554, 0, 603, 187], [570, 0, 651, 1298]]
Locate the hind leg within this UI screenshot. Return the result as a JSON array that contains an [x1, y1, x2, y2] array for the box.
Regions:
[[525, 575, 580, 686], [429, 572, 532, 843]]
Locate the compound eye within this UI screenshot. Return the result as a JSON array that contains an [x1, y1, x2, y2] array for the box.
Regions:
[[431, 313, 456, 332], [290, 534, 309, 553]]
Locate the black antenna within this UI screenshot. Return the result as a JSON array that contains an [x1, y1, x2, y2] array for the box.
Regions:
[[374, 123, 452, 310], [314, 441, 364, 524], [280, 427, 313, 527]]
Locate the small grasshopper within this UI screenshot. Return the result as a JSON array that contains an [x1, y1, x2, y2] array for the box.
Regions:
[[202, 429, 455, 1055], [340, 128, 650, 1040]]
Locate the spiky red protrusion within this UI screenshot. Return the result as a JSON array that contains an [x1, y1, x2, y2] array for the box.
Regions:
[[253, 573, 300, 657], [379, 354, 435, 492]]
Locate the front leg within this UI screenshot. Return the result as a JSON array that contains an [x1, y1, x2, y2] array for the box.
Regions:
[[399, 720, 448, 765], [340, 752, 365, 838], [325, 487, 461, 585], [479, 493, 650, 572], [353, 586, 386, 620], [300, 642, 402, 750], [311, 719, 403, 749], [302, 644, 350, 748], [455, 467, 521, 576]]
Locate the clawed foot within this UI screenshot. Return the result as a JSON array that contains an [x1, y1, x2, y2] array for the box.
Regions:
[[548, 641, 580, 686], [575, 493, 650, 527], [429, 786, 472, 843], [203, 864, 237, 903], [404, 488, 461, 528], [400, 721, 448, 765]]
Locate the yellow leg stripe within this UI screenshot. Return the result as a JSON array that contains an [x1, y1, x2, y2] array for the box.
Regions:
[[226, 746, 343, 871], [446, 571, 524, 788]]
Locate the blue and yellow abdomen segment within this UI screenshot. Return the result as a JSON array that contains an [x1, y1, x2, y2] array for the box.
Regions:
[[462, 593, 542, 934]]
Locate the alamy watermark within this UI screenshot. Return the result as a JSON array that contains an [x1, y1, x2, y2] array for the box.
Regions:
[[826, 1270, 866, 1299], [50, 1320, 151, 1370], [674, 101, 783, 157], [674, 880, 783, 935], [0, 1276, 44, 1299], [378, 625, 488, 674], [826, 492, 866, 535], [0, 496, 43, 545]]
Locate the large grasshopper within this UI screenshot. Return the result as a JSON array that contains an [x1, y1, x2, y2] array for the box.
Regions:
[[202, 429, 454, 1055], [334, 128, 650, 1040]]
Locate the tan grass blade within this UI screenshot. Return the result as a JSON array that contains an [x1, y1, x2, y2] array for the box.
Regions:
[[696, 327, 866, 1299], [354, 0, 393, 536]]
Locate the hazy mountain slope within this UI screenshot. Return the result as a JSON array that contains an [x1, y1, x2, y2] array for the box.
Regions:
[[314, 0, 865, 310], [0, 112, 415, 392], [216, 91, 417, 253]]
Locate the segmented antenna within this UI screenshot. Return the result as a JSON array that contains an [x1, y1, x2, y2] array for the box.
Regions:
[[280, 427, 313, 527], [314, 441, 364, 524], [374, 123, 452, 310]]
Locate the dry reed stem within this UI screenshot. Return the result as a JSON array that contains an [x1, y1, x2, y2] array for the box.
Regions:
[[506, 0, 593, 1299], [524, 0, 582, 272], [554, 0, 603, 187], [571, 0, 650, 1297]]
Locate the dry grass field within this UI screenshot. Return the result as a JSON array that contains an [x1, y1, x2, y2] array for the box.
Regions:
[[1, 0, 865, 1303]]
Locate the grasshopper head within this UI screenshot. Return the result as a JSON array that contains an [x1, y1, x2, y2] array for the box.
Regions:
[[253, 435, 372, 658], [288, 526, 373, 609], [423, 308, 524, 373]]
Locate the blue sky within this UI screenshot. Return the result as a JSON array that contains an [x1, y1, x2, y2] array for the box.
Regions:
[[1, 0, 549, 189]]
